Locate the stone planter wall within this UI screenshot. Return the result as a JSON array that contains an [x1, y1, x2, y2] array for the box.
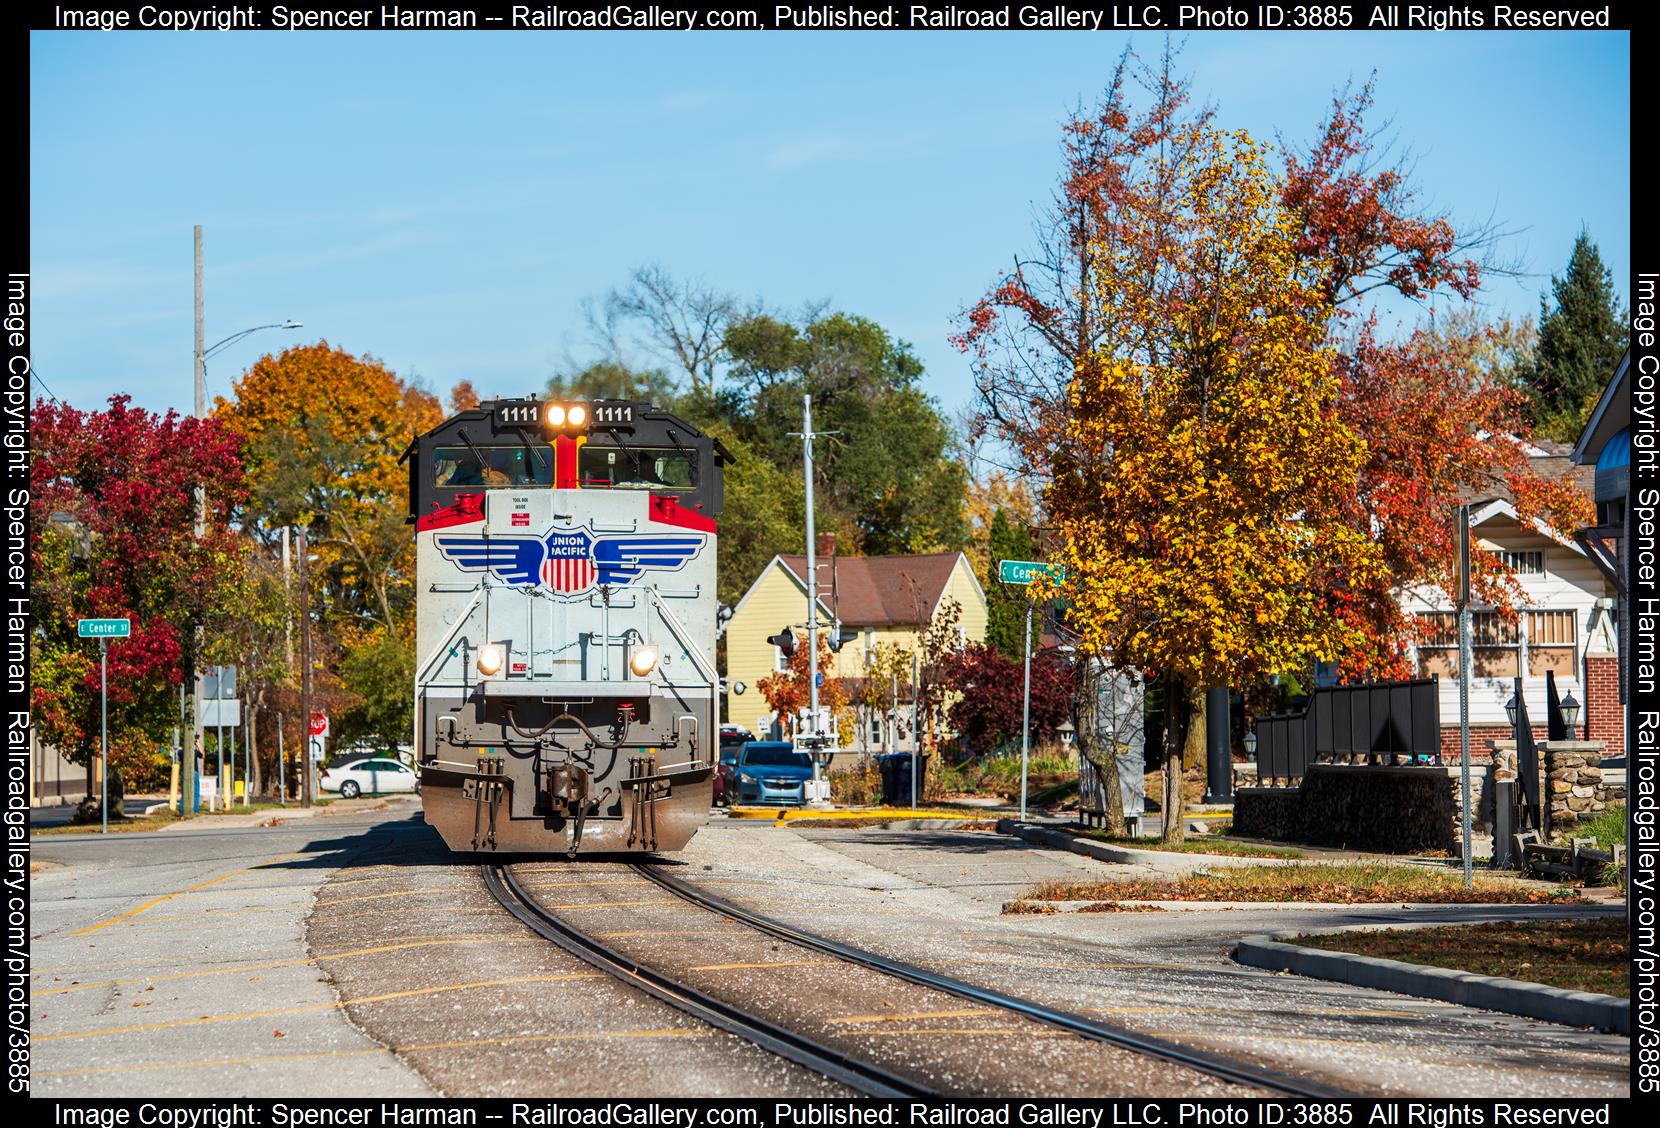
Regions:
[[1544, 741, 1617, 837]]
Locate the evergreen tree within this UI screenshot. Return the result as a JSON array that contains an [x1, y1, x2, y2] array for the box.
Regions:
[[984, 508, 1038, 661], [1530, 232, 1628, 441]]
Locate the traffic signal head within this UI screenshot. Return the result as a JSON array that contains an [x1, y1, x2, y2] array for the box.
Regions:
[[766, 628, 796, 657]]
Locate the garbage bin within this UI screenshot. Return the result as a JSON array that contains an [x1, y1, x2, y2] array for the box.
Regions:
[[877, 753, 928, 805]]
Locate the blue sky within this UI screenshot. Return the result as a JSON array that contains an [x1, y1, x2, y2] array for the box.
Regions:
[[30, 30, 1630, 425]]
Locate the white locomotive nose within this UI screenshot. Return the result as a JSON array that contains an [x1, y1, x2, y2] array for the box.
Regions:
[[476, 643, 506, 676]]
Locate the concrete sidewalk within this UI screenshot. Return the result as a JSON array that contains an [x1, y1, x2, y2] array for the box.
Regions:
[[29, 800, 433, 1097]]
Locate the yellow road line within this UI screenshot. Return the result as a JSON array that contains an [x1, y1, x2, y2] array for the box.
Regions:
[[540, 899, 687, 910], [37, 973, 602, 1042], [686, 960, 829, 972], [34, 1028, 705, 1079], [315, 887, 462, 906], [597, 930, 739, 939], [859, 1028, 1071, 1037], [829, 1008, 994, 1024], [121, 904, 305, 924], [36, 935, 535, 996], [70, 853, 299, 938]]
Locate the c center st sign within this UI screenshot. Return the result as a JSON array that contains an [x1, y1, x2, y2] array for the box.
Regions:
[[997, 560, 1064, 586]]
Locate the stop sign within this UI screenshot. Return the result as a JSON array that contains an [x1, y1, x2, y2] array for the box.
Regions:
[[309, 712, 328, 737]]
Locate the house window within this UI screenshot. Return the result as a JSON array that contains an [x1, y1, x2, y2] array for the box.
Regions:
[[1526, 610, 1578, 678], [1416, 611, 1520, 678], [774, 646, 788, 673], [1498, 550, 1544, 575], [870, 717, 882, 746], [1415, 610, 1576, 680]]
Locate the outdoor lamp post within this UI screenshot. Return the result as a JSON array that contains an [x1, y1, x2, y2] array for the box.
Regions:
[[1057, 720, 1075, 746], [1504, 692, 1519, 730], [1243, 729, 1258, 758], [1559, 691, 1581, 739]]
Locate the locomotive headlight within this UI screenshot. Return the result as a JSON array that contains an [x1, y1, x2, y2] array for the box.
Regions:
[[544, 404, 567, 428], [567, 403, 588, 427], [629, 643, 660, 677], [476, 643, 506, 677]]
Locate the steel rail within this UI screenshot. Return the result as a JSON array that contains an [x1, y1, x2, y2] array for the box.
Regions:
[[480, 864, 931, 1098], [634, 862, 1352, 1100]]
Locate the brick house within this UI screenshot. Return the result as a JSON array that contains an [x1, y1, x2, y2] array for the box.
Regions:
[[1398, 441, 1622, 760]]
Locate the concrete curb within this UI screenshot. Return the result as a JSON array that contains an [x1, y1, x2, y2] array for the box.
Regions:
[[1235, 931, 1630, 1034], [996, 818, 1266, 869]]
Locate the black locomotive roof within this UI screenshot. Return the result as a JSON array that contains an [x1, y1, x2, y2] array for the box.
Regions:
[[414, 396, 735, 463]]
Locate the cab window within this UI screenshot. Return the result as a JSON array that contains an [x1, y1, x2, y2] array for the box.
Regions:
[[433, 445, 553, 489], [578, 445, 697, 489]]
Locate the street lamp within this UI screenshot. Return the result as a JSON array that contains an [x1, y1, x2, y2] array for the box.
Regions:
[[1559, 691, 1581, 738], [1057, 719, 1076, 746], [1504, 691, 1519, 729], [1243, 729, 1258, 758]]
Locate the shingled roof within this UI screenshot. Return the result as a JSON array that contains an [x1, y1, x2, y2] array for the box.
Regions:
[[777, 552, 969, 628]]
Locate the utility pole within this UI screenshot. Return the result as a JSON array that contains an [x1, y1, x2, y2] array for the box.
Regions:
[[804, 393, 820, 756], [299, 525, 313, 809], [792, 394, 839, 802], [184, 224, 204, 819]]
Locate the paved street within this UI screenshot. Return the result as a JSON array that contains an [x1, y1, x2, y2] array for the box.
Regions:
[[31, 806, 1629, 1098]]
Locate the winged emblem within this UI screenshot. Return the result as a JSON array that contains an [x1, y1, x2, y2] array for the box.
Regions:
[[434, 527, 704, 595], [431, 534, 547, 587], [594, 535, 704, 585]]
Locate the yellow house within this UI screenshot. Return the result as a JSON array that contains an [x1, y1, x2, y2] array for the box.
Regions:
[[722, 550, 988, 763]]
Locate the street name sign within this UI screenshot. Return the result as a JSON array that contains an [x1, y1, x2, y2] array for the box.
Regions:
[[998, 560, 1064, 585], [78, 618, 130, 638]]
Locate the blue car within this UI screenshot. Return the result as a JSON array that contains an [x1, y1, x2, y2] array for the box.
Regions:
[[733, 741, 814, 806]]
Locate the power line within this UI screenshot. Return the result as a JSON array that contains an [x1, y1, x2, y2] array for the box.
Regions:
[[29, 367, 62, 405]]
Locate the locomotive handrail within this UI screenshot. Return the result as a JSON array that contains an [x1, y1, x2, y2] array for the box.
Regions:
[[646, 586, 719, 689], [416, 590, 482, 682]]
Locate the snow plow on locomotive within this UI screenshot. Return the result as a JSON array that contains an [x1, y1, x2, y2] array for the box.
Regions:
[[408, 396, 730, 854]]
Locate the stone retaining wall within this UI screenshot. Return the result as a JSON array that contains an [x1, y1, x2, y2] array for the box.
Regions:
[[1235, 741, 1620, 854], [1234, 765, 1460, 854]]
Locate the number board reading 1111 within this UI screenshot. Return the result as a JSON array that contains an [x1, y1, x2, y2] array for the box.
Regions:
[[999, 560, 1064, 586]]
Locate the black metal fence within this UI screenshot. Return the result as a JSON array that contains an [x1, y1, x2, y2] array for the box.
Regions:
[[1252, 677, 1441, 786]]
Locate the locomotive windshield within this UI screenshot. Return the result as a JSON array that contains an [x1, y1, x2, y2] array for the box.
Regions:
[[433, 445, 554, 489], [578, 444, 697, 489]]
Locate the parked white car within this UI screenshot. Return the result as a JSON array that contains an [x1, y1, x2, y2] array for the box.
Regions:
[[319, 758, 419, 799]]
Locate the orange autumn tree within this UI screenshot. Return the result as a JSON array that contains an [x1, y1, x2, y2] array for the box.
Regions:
[[1048, 125, 1384, 842], [218, 342, 444, 758], [218, 341, 442, 630]]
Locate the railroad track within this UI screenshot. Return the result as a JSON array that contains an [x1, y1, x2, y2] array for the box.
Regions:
[[483, 860, 1351, 1099]]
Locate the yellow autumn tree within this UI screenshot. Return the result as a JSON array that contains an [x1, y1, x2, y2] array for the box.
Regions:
[[1047, 126, 1384, 840], [217, 341, 443, 629]]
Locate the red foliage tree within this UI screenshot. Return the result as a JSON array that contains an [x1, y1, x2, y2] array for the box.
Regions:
[[942, 643, 1073, 755], [31, 395, 247, 793]]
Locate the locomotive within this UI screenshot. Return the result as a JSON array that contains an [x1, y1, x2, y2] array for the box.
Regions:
[[407, 396, 730, 854]]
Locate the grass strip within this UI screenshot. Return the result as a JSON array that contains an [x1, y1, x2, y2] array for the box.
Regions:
[[1073, 828, 1302, 858], [1294, 918, 1627, 997], [1023, 862, 1583, 904]]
